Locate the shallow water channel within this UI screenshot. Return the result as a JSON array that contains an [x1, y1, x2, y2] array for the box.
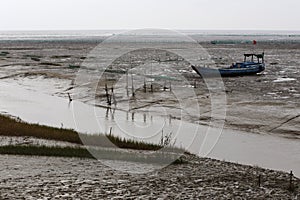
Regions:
[[0, 81, 299, 177]]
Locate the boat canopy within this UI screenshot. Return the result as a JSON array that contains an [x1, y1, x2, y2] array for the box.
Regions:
[[244, 52, 264, 63]]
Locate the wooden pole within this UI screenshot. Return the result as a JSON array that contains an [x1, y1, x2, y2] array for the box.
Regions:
[[105, 83, 111, 105], [289, 171, 294, 191], [126, 71, 129, 97], [131, 73, 135, 97], [67, 93, 72, 102], [144, 78, 147, 93]]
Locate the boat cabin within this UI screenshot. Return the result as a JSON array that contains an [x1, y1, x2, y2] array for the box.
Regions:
[[244, 53, 264, 63]]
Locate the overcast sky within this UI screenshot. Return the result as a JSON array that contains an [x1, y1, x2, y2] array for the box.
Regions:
[[0, 0, 299, 31]]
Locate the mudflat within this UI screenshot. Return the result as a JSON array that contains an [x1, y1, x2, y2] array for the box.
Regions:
[[0, 154, 299, 199], [0, 40, 299, 138]]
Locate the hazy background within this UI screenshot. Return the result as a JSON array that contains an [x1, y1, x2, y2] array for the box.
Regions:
[[0, 0, 299, 30]]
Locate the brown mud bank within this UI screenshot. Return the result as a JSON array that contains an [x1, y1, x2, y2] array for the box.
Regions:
[[0, 154, 299, 199], [0, 40, 299, 138]]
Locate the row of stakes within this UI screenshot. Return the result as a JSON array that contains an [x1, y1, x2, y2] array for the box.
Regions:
[[257, 171, 295, 192], [104, 74, 199, 106]]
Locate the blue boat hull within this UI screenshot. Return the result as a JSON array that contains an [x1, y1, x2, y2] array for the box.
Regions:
[[192, 63, 265, 77]]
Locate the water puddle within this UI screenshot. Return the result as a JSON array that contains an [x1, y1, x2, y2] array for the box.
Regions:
[[273, 77, 296, 83]]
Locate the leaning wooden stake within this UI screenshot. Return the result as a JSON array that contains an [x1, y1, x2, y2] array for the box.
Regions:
[[67, 93, 73, 102]]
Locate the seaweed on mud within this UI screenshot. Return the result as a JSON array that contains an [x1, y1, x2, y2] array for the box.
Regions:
[[40, 62, 62, 66], [0, 51, 9, 56], [51, 55, 71, 59], [68, 64, 80, 69]]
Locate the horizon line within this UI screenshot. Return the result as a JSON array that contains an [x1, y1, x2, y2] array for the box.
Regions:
[[0, 29, 300, 32]]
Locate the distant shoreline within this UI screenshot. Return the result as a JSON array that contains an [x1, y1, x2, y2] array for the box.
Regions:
[[0, 29, 300, 42]]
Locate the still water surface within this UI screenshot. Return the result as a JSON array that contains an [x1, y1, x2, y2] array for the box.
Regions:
[[0, 81, 299, 177]]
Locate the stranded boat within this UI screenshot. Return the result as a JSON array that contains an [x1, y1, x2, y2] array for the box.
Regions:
[[192, 53, 265, 77]]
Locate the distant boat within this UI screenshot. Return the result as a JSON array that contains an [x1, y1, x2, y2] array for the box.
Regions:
[[192, 53, 265, 77]]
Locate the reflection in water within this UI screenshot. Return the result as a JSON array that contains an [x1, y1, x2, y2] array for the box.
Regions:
[[111, 108, 115, 121], [105, 108, 109, 120], [105, 107, 116, 121], [1, 82, 300, 176], [99, 106, 179, 148]]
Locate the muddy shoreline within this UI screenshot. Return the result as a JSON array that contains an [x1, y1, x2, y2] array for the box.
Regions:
[[0, 154, 299, 199], [0, 38, 299, 198], [0, 40, 299, 138]]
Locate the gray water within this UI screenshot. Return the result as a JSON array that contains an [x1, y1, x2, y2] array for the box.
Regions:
[[1, 81, 299, 177], [1, 30, 300, 41]]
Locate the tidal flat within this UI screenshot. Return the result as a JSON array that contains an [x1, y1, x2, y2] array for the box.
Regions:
[[0, 33, 299, 198]]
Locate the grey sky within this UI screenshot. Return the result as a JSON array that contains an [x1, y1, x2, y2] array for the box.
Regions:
[[0, 0, 299, 30]]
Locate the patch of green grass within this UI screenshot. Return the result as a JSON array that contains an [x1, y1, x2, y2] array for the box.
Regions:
[[23, 54, 42, 58], [31, 57, 41, 61], [0, 114, 190, 164], [0, 52, 9, 56], [0, 115, 82, 144], [0, 115, 191, 164], [68, 64, 80, 69], [0, 145, 186, 164], [0, 114, 169, 151], [0, 145, 93, 159]]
